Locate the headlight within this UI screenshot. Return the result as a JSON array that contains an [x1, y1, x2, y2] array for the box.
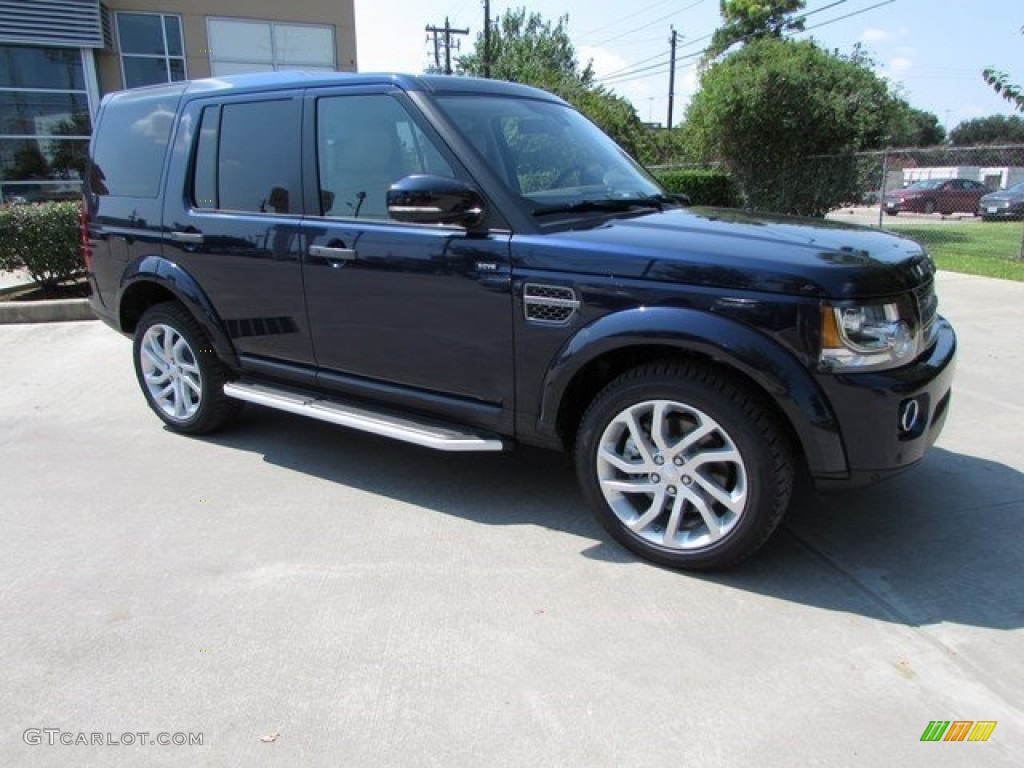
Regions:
[[820, 301, 920, 371]]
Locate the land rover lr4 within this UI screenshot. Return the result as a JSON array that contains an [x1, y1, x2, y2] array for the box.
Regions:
[[84, 73, 956, 570]]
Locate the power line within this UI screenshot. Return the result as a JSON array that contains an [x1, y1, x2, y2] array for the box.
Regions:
[[800, 0, 896, 35], [600, 0, 854, 82], [598, 49, 671, 81], [589, 0, 706, 48], [578, 0, 682, 39], [595, 0, 890, 88]]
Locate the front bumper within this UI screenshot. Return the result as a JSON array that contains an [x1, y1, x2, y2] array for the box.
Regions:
[[883, 198, 916, 213], [813, 316, 956, 490], [979, 204, 1024, 219]]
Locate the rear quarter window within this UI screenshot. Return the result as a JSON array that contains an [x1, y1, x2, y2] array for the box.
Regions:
[[90, 92, 181, 198]]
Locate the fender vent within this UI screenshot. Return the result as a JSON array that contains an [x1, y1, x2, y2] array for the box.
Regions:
[[524, 283, 579, 325]]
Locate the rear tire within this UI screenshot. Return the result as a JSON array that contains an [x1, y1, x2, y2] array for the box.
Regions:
[[575, 361, 794, 570], [923, 199, 936, 214], [133, 302, 240, 434]]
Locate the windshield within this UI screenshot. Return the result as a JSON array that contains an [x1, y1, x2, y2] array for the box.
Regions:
[[908, 179, 944, 189], [435, 95, 663, 213]]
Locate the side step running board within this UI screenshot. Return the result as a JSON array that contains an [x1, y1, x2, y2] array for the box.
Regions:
[[223, 380, 506, 452]]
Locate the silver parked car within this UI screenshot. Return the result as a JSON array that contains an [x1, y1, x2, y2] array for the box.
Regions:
[[979, 181, 1024, 220]]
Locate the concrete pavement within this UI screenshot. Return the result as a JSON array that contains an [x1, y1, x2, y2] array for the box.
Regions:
[[0, 272, 1021, 766]]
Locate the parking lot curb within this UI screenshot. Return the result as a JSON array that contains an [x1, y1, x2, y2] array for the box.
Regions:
[[0, 297, 95, 324]]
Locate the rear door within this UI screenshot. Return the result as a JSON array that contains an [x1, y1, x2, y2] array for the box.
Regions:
[[161, 92, 314, 381]]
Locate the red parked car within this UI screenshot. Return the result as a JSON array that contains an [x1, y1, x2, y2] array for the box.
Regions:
[[883, 178, 987, 215]]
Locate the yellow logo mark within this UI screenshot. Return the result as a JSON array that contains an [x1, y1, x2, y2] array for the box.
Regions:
[[968, 721, 997, 742]]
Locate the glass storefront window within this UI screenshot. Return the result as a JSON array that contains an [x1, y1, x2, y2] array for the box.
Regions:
[[0, 92, 91, 136], [0, 45, 91, 203], [0, 138, 89, 180], [0, 46, 86, 90]]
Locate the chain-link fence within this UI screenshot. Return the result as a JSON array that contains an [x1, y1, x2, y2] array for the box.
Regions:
[[825, 145, 1024, 276], [657, 145, 1024, 276]]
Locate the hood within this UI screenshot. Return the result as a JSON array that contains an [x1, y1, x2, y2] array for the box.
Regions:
[[981, 190, 1024, 203], [512, 207, 932, 299]]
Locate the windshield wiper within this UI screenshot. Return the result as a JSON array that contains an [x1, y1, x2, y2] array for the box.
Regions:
[[531, 195, 677, 217]]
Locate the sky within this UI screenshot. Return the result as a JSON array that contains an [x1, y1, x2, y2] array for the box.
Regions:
[[352, 0, 1022, 132]]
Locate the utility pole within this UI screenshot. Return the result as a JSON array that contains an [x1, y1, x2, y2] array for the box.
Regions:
[[667, 26, 678, 129], [425, 17, 469, 75], [482, 0, 491, 78], [427, 26, 442, 72]]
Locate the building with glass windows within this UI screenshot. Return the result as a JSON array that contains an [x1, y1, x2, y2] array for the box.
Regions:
[[0, 0, 356, 203]]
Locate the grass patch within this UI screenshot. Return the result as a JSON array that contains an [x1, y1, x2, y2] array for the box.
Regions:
[[885, 219, 1024, 281]]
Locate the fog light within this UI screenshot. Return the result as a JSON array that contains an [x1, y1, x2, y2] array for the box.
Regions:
[[898, 398, 922, 437]]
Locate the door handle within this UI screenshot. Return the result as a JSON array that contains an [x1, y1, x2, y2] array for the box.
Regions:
[[171, 231, 204, 244], [309, 244, 356, 261]]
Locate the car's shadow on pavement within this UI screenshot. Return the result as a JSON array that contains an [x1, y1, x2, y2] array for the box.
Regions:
[[203, 409, 1024, 632], [705, 447, 1024, 632]]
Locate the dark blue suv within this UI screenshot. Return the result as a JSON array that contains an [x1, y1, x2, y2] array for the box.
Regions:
[[84, 72, 956, 570]]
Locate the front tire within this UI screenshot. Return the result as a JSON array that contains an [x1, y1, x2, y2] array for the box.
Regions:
[[133, 302, 240, 434], [575, 362, 794, 570]]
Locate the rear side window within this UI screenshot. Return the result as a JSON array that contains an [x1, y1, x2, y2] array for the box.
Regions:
[[191, 98, 299, 214], [91, 95, 178, 197]]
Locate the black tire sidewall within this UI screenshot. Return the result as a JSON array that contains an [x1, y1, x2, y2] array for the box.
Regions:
[[575, 365, 792, 570]]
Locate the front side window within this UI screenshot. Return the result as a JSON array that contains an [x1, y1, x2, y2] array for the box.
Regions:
[[316, 94, 454, 219], [117, 13, 186, 89], [436, 95, 661, 211], [191, 99, 300, 214]]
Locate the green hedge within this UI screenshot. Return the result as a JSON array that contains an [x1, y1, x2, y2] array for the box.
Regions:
[[653, 169, 739, 208], [0, 201, 84, 290]]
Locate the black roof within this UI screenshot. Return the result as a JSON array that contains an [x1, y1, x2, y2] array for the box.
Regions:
[[102, 71, 566, 106]]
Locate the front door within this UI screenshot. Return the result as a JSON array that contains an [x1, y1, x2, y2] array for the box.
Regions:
[[300, 91, 514, 432]]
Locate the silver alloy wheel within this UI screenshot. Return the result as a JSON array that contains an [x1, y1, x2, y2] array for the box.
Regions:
[[139, 323, 202, 421], [596, 399, 748, 550]]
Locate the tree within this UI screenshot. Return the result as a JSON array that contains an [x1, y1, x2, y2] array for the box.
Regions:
[[50, 112, 92, 178], [686, 38, 902, 216], [705, 0, 806, 61], [10, 142, 50, 180], [983, 25, 1023, 113], [457, 8, 648, 155], [949, 114, 1024, 146], [889, 103, 946, 147], [458, 9, 592, 92]]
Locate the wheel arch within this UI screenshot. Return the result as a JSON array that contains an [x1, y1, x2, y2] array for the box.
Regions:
[[539, 307, 848, 477], [118, 255, 238, 369]]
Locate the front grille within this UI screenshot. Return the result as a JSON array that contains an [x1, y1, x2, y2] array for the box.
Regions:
[[523, 283, 579, 325]]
